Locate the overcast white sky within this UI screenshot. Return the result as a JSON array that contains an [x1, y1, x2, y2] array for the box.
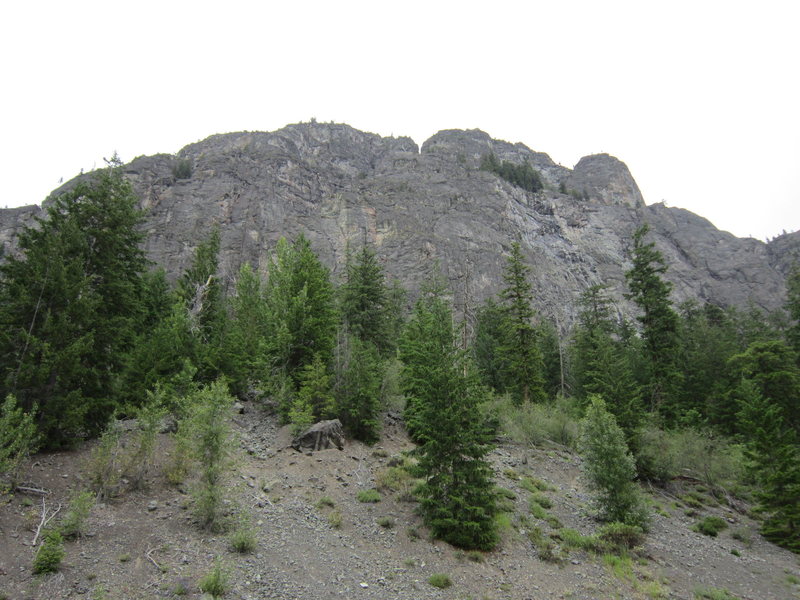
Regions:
[[2, 1, 798, 241]]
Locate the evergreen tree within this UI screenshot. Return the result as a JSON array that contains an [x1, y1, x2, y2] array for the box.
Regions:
[[499, 242, 545, 404], [473, 298, 510, 393], [736, 378, 800, 551], [335, 335, 383, 444], [786, 265, 800, 359], [178, 227, 227, 382], [399, 282, 498, 550], [263, 235, 337, 385], [294, 354, 335, 422], [728, 340, 800, 433], [0, 159, 147, 445], [579, 395, 649, 528], [225, 263, 269, 397], [624, 224, 682, 421], [340, 245, 392, 355]]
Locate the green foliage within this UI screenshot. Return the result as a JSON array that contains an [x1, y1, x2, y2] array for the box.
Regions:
[[399, 279, 498, 550], [229, 527, 257, 553], [335, 335, 383, 443], [328, 510, 343, 528], [33, 530, 65, 574], [356, 488, 381, 503], [786, 264, 800, 357], [172, 158, 192, 179], [177, 228, 228, 383], [579, 396, 649, 528], [340, 245, 393, 355], [198, 560, 228, 598], [86, 419, 123, 500], [184, 380, 235, 532], [736, 378, 800, 551], [0, 394, 39, 488], [597, 522, 646, 552], [556, 528, 604, 553], [692, 516, 728, 537], [0, 159, 148, 446], [473, 298, 510, 393], [427, 573, 452, 589], [59, 490, 95, 539], [693, 586, 741, 600], [225, 263, 269, 397], [491, 394, 580, 449], [264, 235, 337, 385], [377, 516, 394, 528], [122, 388, 166, 489], [625, 224, 682, 422], [499, 242, 546, 404], [294, 354, 335, 421], [481, 153, 543, 193]]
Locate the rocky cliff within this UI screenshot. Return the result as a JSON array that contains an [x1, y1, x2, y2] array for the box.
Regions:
[[1, 122, 796, 327]]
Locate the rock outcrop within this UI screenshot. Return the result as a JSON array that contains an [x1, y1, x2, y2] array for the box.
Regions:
[[0, 122, 794, 327]]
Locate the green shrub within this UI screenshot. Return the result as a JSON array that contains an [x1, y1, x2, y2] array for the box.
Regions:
[[229, 528, 257, 553], [427, 573, 452, 589], [186, 380, 235, 532], [328, 510, 343, 529], [86, 419, 123, 500], [33, 530, 65, 574], [315, 496, 335, 508], [122, 388, 166, 490], [520, 476, 553, 493], [0, 394, 39, 489], [60, 490, 95, 539], [529, 500, 549, 520], [527, 526, 558, 562], [530, 492, 552, 509], [598, 522, 645, 552], [377, 516, 395, 528], [376, 466, 414, 496], [557, 528, 603, 552], [172, 158, 192, 180], [693, 586, 740, 600], [198, 561, 228, 598], [357, 489, 381, 503], [492, 395, 579, 449], [692, 516, 728, 537], [495, 486, 517, 500]]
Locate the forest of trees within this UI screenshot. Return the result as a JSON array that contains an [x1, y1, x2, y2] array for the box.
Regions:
[[1, 162, 798, 552]]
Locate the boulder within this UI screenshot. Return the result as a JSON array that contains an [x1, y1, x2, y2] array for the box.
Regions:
[[291, 419, 345, 452]]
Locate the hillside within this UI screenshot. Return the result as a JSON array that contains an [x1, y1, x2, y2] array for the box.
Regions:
[[2, 403, 798, 600], [1, 122, 797, 325]]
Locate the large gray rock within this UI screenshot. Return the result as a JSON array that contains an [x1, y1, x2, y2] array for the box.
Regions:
[[0, 122, 794, 328], [291, 419, 345, 452]]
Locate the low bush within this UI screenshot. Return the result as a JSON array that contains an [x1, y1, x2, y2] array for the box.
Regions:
[[356, 489, 381, 503], [377, 516, 395, 529], [598, 522, 645, 552], [229, 528, 257, 553], [693, 586, 741, 600], [427, 573, 452, 589], [693, 516, 728, 537], [530, 492, 552, 509], [33, 530, 65, 574], [556, 528, 603, 553], [60, 490, 95, 539], [328, 510, 343, 529], [198, 561, 228, 598], [491, 395, 580, 449]]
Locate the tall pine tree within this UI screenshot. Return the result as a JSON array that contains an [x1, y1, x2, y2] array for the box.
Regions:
[[624, 224, 682, 422], [0, 159, 147, 445], [399, 280, 498, 550], [499, 242, 545, 404]]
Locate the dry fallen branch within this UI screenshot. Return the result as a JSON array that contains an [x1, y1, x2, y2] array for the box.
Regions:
[[32, 498, 62, 546], [15, 486, 49, 496]]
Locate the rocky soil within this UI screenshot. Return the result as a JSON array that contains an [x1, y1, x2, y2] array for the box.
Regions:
[[1, 402, 799, 600]]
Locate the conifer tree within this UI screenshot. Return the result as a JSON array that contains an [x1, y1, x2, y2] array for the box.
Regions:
[[786, 265, 800, 360], [263, 235, 337, 385], [340, 245, 392, 355], [579, 395, 649, 528], [624, 224, 682, 421], [473, 298, 510, 393], [335, 335, 383, 444], [499, 242, 545, 404], [178, 227, 227, 382], [736, 378, 800, 551], [226, 263, 269, 397], [399, 281, 498, 550], [0, 158, 147, 444]]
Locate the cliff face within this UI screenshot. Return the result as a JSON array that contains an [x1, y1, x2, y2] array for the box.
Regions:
[[0, 122, 794, 326]]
